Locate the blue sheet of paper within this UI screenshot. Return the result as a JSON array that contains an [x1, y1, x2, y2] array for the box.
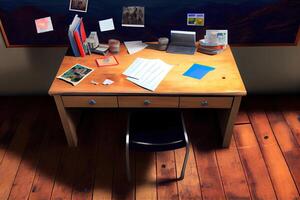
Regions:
[[183, 64, 215, 80]]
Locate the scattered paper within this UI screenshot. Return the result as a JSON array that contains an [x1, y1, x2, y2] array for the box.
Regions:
[[123, 58, 173, 91], [103, 79, 114, 85], [99, 18, 115, 32], [123, 58, 151, 79], [124, 41, 148, 55], [35, 17, 54, 34]]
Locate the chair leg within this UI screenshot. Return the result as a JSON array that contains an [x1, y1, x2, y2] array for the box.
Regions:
[[179, 112, 190, 180], [179, 144, 190, 180], [126, 132, 131, 182]]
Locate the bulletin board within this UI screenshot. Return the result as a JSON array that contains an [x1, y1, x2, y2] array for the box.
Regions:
[[0, 0, 300, 47]]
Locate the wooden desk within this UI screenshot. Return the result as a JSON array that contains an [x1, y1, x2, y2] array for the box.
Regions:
[[49, 45, 246, 147]]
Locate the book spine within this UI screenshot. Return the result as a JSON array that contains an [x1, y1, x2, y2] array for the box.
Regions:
[[80, 20, 87, 42], [68, 30, 80, 57], [74, 31, 85, 57]]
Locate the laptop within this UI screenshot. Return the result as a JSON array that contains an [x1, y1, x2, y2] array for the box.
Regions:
[[167, 30, 196, 55]]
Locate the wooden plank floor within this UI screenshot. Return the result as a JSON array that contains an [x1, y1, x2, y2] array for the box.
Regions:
[[0, 96, 300, 200]]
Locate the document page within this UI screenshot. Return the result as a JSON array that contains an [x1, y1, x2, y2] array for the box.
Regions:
[[123, 58, 173, 91]]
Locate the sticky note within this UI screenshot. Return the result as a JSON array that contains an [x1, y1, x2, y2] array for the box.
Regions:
[[35, 17, 54, 33], [183, 64, 215, 80], [99, 18, 115, 32]]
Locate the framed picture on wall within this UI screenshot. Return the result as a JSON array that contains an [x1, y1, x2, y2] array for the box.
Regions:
[[122, 6, 145, 27], [69, 0, 89, 13]]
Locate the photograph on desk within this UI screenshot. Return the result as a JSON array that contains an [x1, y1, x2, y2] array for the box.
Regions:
[[57, 64, 94, 86], [122, 6, 145, 27], [69, 0, 89, 12]]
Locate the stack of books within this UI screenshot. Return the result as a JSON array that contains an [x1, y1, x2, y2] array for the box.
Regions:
[[68, 15, 87, 57], [198, 30, 228, 55], [198, 39, 226, 55]]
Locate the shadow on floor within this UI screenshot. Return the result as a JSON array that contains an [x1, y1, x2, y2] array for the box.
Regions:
[[2, 95, 299, 199]]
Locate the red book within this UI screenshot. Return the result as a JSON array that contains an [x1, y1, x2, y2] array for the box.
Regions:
[[74, 31, 85, 57], [80, 21, 87, 41], [200, 45, 225, 50]]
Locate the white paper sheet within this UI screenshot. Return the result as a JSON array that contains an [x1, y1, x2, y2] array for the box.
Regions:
[[99, 18, 115, 32], [123, 58, 150, 79], [123, 58, 173, 91], [124, 41, 148, 55]]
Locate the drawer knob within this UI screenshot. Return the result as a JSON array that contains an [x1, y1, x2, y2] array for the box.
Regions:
[[88, 99, 97, 105], [201, 100, 208, 107], [144, 100, 151, 105]]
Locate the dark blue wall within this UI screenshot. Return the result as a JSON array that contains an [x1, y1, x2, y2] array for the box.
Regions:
[[1, 0, 300, 46]]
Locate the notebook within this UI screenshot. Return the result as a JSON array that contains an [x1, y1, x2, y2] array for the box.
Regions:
[[183, 64, 215, 80]]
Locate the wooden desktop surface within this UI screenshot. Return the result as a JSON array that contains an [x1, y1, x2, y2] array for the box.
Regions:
[[49, 45, 246, 96]]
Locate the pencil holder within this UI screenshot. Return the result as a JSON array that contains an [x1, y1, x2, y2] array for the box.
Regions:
[[108, 39, 120, 53]]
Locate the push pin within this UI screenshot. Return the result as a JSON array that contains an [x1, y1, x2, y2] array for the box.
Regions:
[[91, 80, 99, 85]]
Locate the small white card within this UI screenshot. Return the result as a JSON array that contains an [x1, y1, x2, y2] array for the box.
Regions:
[[35, 17, 54, 34], [99, 18, 115, 32], [102, 79, 114, 85]]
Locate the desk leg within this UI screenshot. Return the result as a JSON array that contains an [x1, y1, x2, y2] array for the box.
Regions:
[[54, 95, 78, 147], [218, 96, 241, 148]]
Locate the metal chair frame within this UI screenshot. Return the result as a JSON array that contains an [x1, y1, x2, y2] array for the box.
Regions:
[[126, 113, 190, 181]]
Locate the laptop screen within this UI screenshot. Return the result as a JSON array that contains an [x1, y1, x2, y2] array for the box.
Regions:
[[170, 30, 196, 47]]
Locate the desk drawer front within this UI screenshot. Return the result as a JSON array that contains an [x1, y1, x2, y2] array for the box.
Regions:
[[62, 96, 118, 108], [118, 96, 179, 108], [180, 97, 233, 108]]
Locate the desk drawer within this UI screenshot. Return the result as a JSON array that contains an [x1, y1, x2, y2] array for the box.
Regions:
[[118, 96, 179, 108], [62, 96, 118, 108], [180, 97, 233, 108]]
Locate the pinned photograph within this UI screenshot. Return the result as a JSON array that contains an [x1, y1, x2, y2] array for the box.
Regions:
[[69, 0, 89, 13], [187, 13, 205, 26], [122, 6, 145, 27], [35, 17, 54, 34]]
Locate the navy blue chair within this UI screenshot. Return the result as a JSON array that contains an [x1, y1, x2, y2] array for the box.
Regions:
[[126, 110, 190, 181]]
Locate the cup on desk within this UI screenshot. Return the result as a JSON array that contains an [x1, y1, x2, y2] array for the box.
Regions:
[[108, 39, 120, 54], [158, 37, 169, 51]]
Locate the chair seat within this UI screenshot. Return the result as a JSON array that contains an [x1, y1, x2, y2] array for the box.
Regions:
[[128, 110, 187, 151]]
